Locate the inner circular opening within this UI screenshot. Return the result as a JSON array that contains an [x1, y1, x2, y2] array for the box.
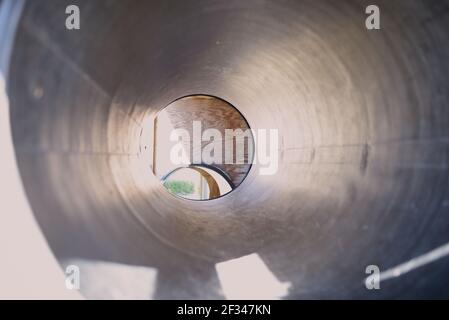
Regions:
[[151, 95, 254, 200]]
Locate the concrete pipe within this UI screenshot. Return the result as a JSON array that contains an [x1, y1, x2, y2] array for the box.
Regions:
[[2, 0, 449, 299]]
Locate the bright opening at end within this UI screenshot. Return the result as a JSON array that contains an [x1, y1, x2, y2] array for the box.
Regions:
[[151, 95, 254, 200]]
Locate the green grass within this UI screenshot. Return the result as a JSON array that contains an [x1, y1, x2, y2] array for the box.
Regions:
[[163, 180, 195, 195]]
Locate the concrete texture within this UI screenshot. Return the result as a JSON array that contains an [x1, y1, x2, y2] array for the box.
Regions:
[[4, 0, 449, 298]]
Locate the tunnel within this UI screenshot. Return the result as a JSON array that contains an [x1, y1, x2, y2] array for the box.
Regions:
[[2, 0, 449, 299]]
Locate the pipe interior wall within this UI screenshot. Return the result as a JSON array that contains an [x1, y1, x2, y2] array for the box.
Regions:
[[7, 0, 449, 298]]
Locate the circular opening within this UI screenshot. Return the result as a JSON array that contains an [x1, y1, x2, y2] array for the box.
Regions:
[[151, 95, 254, 200], [162, 165, 234, 200]]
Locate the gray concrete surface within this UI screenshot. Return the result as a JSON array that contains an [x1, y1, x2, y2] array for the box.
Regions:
[[4, 0, 449, 298]]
